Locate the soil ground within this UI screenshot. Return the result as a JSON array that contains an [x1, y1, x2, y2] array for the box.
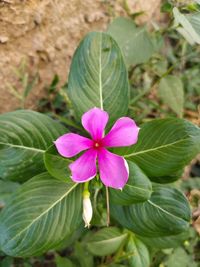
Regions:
[[0, 0, 161, 114]]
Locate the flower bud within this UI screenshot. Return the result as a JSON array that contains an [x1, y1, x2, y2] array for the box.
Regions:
[[82, 192, 93, 228]]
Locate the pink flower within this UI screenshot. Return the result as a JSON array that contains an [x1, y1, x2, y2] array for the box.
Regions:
[[54, 107, 140, 189]]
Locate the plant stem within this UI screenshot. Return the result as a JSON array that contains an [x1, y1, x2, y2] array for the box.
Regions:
[[83, 181, 89, 194], [93, 187, 100, 213], [106, 186, 110, 226]]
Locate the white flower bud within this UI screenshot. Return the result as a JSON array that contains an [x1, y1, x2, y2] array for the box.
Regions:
[[82, 193, 93, 228]]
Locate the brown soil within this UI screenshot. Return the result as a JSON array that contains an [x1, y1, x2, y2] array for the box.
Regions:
[[0, 0, 161, 114]]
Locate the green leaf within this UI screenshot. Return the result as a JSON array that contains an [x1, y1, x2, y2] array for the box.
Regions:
[[67, 32, 129, 124], [173, 7, 200, 45], [23, 73, 38, 98], [55, 255, 75, 267], [55, 225, 85, 251], [74, 242, 94, 267], [0, 257, 13, 267], [165, 247, 197, 267], [159, 75, 184, 117], [161, 2, 173, 13], [138, 230, 189, 249], [86, 227, 128, 256], [111, 187, 191, 237], [0, 173, 82, 257], [0, 110, 67, 182], [187, 12, 200, 36], [107, 17, 155, 66], [44, 145, 71, 181], [0, 180, 19, 207], [116, 118, 200, 183], [110, 161, 152, 205], [181, 177, 200, 191], [126, 236, 150, 267]]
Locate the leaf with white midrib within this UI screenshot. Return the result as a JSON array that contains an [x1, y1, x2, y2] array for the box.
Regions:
[[86, 227, 128, 256], [0, 110, 67, 182], [99, 32, 103, 110], [147, 200, 182, 220], [0, 173, 82, 257], [115, 118, 200, 181], [5, 183, 78, 245], [67, 32, 129, 124], [124, 139, 187, 158], [111, 187, 191, 237], [0, 142, 44, 153], [126, 236, 150, 267]]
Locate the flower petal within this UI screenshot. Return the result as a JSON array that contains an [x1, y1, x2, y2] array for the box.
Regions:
[[54, 133, 93, 158], [98, 148, 129, 189], [82, 107, 109, 140], [69, 149, 97, 183], [103, 117, 139, 147]]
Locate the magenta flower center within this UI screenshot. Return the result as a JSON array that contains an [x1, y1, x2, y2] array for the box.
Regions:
[[93, 140, 102, 149]]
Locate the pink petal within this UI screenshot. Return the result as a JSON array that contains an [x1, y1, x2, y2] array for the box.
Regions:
[[54, 133, 93, 158], [102, 117, 140, 147], [82, 107, 109, 140], [69, 149, 97, 183], [98, 148, 129, 189]]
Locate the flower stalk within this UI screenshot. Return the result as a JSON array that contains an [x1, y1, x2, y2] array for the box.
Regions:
[[106, 186, 110, 226]]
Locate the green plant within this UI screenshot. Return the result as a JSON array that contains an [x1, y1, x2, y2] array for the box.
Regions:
[[0, 3, 200, 267]]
